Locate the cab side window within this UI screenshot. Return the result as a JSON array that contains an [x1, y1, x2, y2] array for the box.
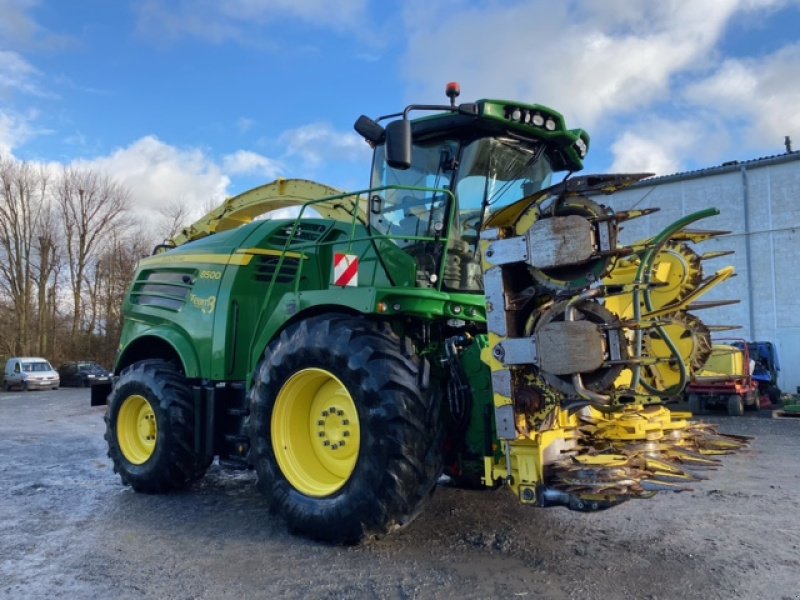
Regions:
[[14, 362, 20, 373]]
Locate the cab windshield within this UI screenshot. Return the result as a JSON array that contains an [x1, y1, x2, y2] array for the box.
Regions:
[[370, 137, 553, 245], [456, 137, 553, 211], [454, 137, 553, 252], [369, 135, 555, 291]]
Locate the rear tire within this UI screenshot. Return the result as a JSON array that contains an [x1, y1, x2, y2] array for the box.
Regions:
[[726, 394, 744, 417], [249, 314, 443, 544], [105, 359, 210, 492]]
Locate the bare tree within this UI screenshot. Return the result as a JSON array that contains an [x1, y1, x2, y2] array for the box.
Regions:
[[0, 157, 51, 355], [0, 297, 15, 356], [33, 204, 61, 356], [57, 168, 129, 343], [156, 197, 193, 242], [92, 227, 151, 363], [200, 195, 221, 218], [0, 157, 141, 366]]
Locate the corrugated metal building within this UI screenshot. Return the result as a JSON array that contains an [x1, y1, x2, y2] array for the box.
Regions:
[[599, 149, 800, 394]]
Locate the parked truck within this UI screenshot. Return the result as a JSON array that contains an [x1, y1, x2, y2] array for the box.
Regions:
[[94, 84, 746, 543], [736, 340, 781, 405], [686, 341, 760, 416]]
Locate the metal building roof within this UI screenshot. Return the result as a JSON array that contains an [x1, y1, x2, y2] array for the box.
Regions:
[[631, 150, 800, 188]]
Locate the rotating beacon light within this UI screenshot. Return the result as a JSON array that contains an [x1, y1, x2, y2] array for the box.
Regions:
[[446, 81, 461, 107]]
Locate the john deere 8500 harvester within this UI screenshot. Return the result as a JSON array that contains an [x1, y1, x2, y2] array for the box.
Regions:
[[94, 83, 746, 542]]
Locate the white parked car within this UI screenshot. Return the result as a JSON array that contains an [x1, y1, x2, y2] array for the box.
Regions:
[[3, 357, 60, 391]]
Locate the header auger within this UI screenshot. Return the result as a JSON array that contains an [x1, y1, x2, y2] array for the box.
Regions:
[[96, 84, 747, 543]]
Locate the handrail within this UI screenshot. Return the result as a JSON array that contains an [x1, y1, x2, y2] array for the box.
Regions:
[[263, 184, 457, 301]]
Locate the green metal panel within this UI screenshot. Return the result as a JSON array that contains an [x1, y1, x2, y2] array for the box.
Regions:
[[116, 324, 202, 378], [119, 224, 259, 378], [447, 334, 498, 483]]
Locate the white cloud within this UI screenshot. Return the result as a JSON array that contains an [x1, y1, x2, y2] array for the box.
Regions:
[[399, 0, 780, 129], [278, 122, 370, 170], [0, 107, 45, 156], [397, 0, 800, 173], [610, 122, 697, 175], [73, 136, 232, 226], [65, 133, 346, 232], [609, 109, 736, 175], [222, 149, 283, 178], [0, 49, 43, 98], [6, 121, 362, 233], [684, 42, 800, 148]]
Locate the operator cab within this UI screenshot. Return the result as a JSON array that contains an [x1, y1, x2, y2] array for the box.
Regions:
[[357, 83, 578, 293]]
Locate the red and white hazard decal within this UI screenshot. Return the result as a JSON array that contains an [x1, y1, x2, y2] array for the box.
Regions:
[[333, 253, 359, 287]]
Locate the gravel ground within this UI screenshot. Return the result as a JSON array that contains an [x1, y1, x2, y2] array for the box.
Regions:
[[1, 388, 799, 600]]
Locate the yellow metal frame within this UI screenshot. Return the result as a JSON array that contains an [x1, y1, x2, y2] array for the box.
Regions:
[[169, 179, 360, 247]]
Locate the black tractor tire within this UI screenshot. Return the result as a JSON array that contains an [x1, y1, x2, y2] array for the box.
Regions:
[[687, 394, 702, 416], [248, 314, 443, 544], [726, 393, 744, 417], [105, 359, 210, 493]]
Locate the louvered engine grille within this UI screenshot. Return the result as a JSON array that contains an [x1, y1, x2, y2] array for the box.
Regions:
[[266, 222, 327, 247], [254, 256, 300, 284], [130, 270, 193, 311]]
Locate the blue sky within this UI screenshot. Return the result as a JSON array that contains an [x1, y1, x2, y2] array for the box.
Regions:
[[2, 0, 800, 223]]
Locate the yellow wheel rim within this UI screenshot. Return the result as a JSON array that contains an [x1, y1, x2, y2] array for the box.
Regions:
[[117, 394, 157, 465], [272, 368, 360, 497]]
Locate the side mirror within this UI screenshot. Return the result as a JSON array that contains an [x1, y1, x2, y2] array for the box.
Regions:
[[385, 119, 412, 170], [354, 115, 385, 144]]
